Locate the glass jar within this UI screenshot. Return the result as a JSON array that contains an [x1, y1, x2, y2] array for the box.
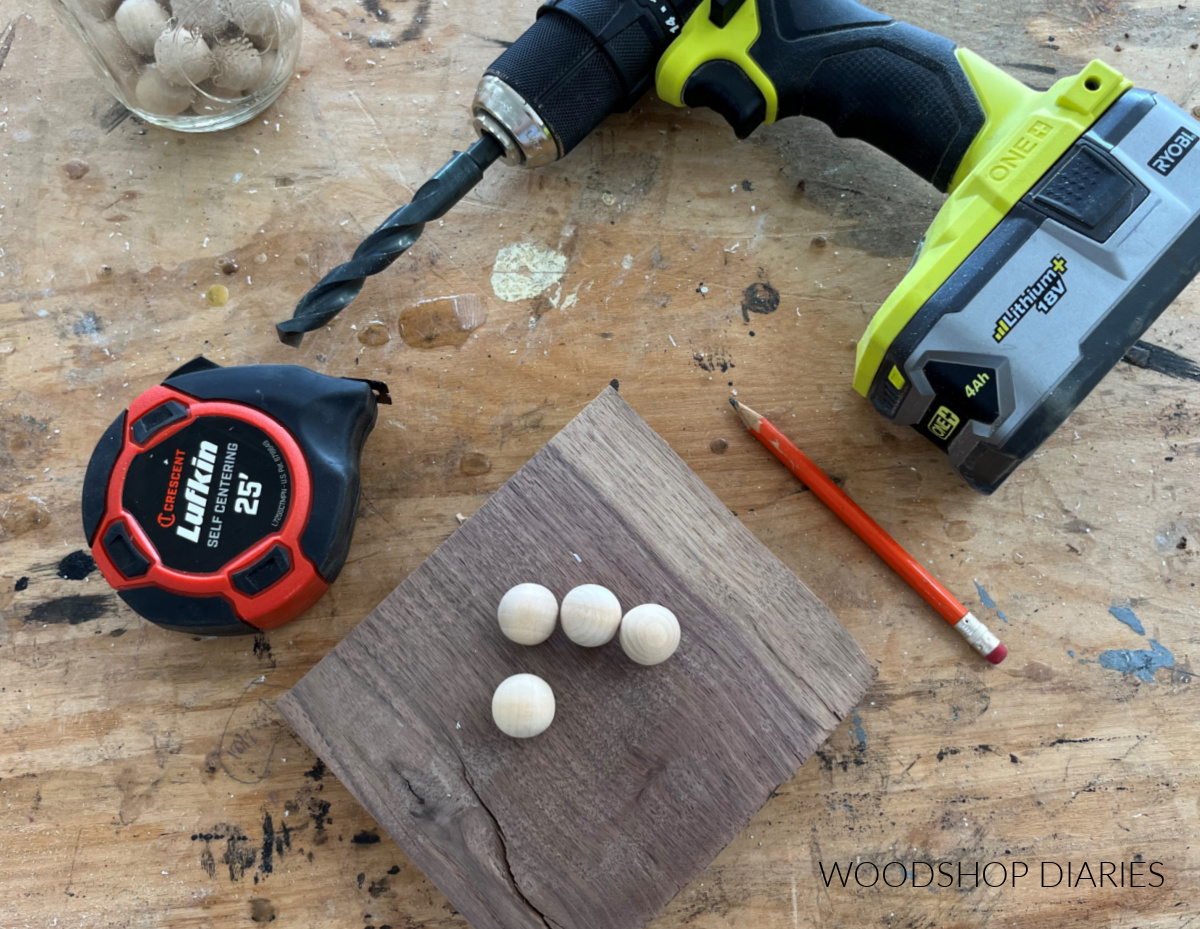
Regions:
[[52, 0, 301, 131]]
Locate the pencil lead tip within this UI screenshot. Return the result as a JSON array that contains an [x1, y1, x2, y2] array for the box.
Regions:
[[729, 398, 740, 410]]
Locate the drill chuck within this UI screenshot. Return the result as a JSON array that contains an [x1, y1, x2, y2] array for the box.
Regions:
[[472, 76, 558, 168], [479, 0, 700, 164]]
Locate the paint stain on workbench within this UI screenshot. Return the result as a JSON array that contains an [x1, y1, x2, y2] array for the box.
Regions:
[[1098, 640, 1174, 682], [850, 711, 867, 751], [1109, 606, 1146, 635], [15, 576, 29, 591], [206, 285, 229, 307], [250, 898, 276, 922], [741, 282, 780, 323], [398, 295, 485, 348], [1122, 340, 1200, 383], [63, 160, 89, 180], [56, 550, 96, 580], [973, 581, 1008, 623], [253, 632, 273, 662], [73, 312, 104, 337], [304, 759, 327, 781], [25, 594, 112, 625], [459, 453, 491, 476], [308, 797, 332, 844], [491, 242, 568, 302], [692, 348, 734, 374]]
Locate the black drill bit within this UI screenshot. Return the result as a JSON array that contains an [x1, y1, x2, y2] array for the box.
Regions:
[[277, 133, 506, 346]]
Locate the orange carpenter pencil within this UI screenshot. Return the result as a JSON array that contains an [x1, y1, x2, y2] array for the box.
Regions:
[[731, 399, 1007, 664]]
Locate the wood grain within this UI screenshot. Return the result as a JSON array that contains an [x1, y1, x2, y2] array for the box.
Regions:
[[279, 388, 875, 929]]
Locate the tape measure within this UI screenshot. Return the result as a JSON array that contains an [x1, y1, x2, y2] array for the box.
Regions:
[[82, 357, 389, 635]]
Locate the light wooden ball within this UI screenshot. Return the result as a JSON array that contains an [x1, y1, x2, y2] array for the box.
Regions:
[[492, 674, 555, 739], [497, 583, 558, 646], [115, 0, 168, 55], [155, 27, 212, 86], [135, 64, 195, 114], [248, 48, 278, 91], [170, 0, 229, 34], [619, 604, 681, 666], [208, 37, 262, 93], [560, 584, 622, 647], [230, 0, 277, 41]]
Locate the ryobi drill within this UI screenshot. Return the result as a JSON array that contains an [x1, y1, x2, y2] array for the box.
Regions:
[[277, 0, 1200, 494]]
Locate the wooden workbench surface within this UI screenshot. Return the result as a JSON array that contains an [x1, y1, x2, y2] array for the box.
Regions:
[[1, 0, 1197, 926]]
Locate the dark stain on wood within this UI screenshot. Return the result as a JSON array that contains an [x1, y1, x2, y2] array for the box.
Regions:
[[100, 102, 131, 133], [280, 388, 873, 929], [253, 633, 273, 662], [14, 576, 28, 591], [359, 0, 389, 20], [261, 813, 276, 874], [399, 0, 431, 41], [250, 898, 276, 922], [1123, 340, 1200, 383], [25, 594, 113, 625], [741, 283, 780, 322], [352, 830, 381, 844], [304, 759, 327, 781], [308, 797, 332, 845], [56, 550, 96, 580], [193, 825, 257, 881]]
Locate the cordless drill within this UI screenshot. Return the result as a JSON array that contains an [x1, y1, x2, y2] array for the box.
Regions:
[[278, 0, 1200, 494]]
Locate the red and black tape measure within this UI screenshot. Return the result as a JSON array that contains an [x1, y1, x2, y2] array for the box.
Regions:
[[82, 357, 389, 635]]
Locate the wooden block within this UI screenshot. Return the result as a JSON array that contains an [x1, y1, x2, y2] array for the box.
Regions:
[[278, 388, 874, 929]]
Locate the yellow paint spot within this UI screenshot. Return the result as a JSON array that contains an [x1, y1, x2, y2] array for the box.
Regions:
[[206, 284, 229, 307]]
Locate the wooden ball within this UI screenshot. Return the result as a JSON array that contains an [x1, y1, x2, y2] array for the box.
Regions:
[[560, 584, 622, 647], [230, 0, 277, 41], [497, 583, 557, 646], [135, 64, 195, 114], [619, 604, 680, 666], [115, 0, 168, 55], [170, 0, 230, 34], [208, 37, 262, 93], [155, 27, 212, 86], [249, 48, 279, 91], [492, 674, 555, 739]]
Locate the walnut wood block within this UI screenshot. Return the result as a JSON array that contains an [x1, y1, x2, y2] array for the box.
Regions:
[[278, 387, 874, 929]]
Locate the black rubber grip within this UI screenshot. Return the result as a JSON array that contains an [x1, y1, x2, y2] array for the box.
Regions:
[[486, 0, 701, 157], [748, 0, 986, 191]]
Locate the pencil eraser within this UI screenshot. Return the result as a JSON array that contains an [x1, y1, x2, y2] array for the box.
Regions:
[[986, 642, 1008, 665]]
